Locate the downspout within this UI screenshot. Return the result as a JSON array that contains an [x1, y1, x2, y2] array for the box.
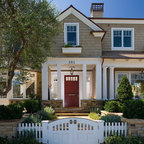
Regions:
[[102, 57, 104, 101]]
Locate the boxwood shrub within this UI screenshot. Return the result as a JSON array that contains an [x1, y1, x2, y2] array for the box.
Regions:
[[0, 103, 23, 120], [123, 100, 144, 119], [100, 115, 121, 123], [24, 99, 41, 113], [104, 101, 122, 112], [105, 135, 144, 144]]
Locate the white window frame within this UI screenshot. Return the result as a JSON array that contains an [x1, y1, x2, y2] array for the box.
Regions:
[[111, 28, 134, 51], [115, 71, 142, 96], [64, 23, 79, 46]]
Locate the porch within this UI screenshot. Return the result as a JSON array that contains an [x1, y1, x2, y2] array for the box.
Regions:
[[103, 59, 144, 100], [42, 58, 103, 108]]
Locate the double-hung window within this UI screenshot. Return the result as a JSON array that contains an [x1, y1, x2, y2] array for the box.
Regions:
[[64, 23, 79, 46], [112, 28, 134, 50]]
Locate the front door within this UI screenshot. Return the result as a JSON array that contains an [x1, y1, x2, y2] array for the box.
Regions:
[[64, 75, 79, 107]]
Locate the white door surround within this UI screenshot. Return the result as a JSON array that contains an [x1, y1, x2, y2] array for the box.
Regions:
[[42, 58, 102, 103]]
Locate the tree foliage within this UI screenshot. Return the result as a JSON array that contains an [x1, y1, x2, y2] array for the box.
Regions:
[[116, 76, 133, 103], [0, 0, 61, 95]]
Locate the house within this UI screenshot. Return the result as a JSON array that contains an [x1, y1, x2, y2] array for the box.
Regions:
[[1, 3, 144, 109]]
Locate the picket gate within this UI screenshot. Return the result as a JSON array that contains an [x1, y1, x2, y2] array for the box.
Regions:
[[18, 118, 127, 144]]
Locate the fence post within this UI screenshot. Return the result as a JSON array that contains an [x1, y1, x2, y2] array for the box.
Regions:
[[97, 120, 104, 144], [42, 120, 49, 144]]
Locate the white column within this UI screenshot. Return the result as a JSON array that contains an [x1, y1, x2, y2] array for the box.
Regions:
[[20, 84, 26, 98], [83, 64, 87, 99], [42, 62, 48, 100], [57, 64, 61, 99], [96, 62, 102, 100], [109, 66, 115, 100], [103, 66, 108, 100]]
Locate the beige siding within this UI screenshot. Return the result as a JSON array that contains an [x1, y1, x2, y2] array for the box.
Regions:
[[98, 23, 144, 51], [50, 14, 102, 57]]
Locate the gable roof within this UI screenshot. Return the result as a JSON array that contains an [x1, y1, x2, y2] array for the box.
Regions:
[[57, 5, 104, 31]]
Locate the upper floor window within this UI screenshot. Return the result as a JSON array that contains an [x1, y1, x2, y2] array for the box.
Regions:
[[111, 28, 134, 50], [64, 23, 79, 46]]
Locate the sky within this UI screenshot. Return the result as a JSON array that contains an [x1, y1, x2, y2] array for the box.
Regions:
[[52, 0, 144, 18]]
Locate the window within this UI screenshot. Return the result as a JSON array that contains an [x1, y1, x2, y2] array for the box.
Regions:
[[12, 71, 36, 98], [115, 72, 144, 99], [112, 28, 134, 50], [64, 23, 79, 46]]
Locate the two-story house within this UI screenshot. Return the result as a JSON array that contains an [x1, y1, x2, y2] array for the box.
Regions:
[[1, 3, 144, 109]]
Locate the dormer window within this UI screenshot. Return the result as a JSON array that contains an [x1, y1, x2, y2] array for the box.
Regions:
[[64, 23, 79, 46], [111, 28, 134, 50]]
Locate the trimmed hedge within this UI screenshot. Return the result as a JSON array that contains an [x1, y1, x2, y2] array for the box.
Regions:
[[105, 135, 144, 144], [123, 100, 144, 119], [100, 115, 121, 123], [24, 99, 41, 113], [104, 101, 122, 112], [0, 103, 23, 120]]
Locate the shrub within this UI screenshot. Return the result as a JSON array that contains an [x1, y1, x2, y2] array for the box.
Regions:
[[24, 99, 41, 113], [0, 131, 40, 144], [100, 115, 121, 123], [90, 107, 101, 114], [123, 100, 144, 119], [116, 76, 133, 103], [0, 103, 23, 120], [22, 114, 41, 123], [22, 107, 57, 123], [8, 103, 24, 119], [105, 135, 144, 144], [44, 107, 55, 115], [89, 113, 101, 120], [104, 101, 122, 112], [38, 107, 57, 120]]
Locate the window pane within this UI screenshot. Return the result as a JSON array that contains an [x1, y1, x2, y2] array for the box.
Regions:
[[113, 30, 122, 47], [67, 32, 76, 45], [131, 73, 144, 98], [67, 25, 77, 45], [124, 31, 132, 47]]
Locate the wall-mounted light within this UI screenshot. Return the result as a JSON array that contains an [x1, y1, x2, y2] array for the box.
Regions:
[[70, 66, 74, 75]]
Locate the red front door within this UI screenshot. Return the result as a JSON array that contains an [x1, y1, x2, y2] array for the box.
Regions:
[[64, 75, 79, 107]]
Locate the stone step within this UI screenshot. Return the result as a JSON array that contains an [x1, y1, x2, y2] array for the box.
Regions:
[[56, 113, 89, 116], [55, 108, 90, 113]]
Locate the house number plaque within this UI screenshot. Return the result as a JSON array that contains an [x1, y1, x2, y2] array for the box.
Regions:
[[68, 61, 75, 64]]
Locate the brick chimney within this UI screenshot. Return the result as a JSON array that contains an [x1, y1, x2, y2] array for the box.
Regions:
[[91, 3, 104, 18]]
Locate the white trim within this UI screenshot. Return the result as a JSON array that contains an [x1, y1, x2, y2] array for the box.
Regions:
[[50, 71, 93, 107], [64, 23, 79, 45], [58, 7, 103, 31], [92, 31, 105, 38], [62, 47, 82, 54], [111, 28, 134, 51], [91, 19, 144, 24]]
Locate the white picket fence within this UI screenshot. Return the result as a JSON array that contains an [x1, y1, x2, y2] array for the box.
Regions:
[[18, 123, 43, 143], [104, 122, 127, 139], [18, 118, 127, 144]]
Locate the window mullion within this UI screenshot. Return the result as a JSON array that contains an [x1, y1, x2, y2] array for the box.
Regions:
[[122, 30, 124, 47]]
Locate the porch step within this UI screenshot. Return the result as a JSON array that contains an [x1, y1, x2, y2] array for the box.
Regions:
[[56, 113, 89, 116], [55, 108, 90, 113]]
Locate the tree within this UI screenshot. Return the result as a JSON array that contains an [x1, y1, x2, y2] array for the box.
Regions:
[[116, 76, 133, 103], [0, 0, 61, 95]]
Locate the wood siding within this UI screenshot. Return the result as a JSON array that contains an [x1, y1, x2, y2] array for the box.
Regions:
[[50, 14, 102, 57], [98, 23, 144, 52]]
